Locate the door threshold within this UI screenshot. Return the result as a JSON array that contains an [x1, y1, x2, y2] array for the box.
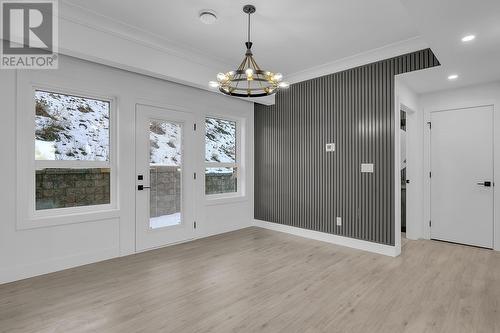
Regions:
[[430, 238, 493, 250], [135, 237, 196, 254]]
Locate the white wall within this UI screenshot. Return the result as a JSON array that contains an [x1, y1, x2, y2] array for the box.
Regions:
[[0, 55, 254, 284], [420, 81, 500, 250]]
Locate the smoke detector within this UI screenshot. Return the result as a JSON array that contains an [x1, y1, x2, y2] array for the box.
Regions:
[[199, 10, 217, 24]]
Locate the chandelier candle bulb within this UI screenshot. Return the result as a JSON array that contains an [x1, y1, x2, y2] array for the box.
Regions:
[[217, 73, 227, 82], [208, 4, 289, 97], [245, 68, 254, 79]]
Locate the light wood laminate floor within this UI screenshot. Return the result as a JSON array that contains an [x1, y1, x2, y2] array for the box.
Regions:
[[1, 227, 499, 333]]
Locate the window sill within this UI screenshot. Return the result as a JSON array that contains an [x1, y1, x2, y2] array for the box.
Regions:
[[205, 194, 248, 206], [17, 208, 121, 230]]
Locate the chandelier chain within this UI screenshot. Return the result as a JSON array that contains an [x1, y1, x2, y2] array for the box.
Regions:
[[247, 12, 251, 44]]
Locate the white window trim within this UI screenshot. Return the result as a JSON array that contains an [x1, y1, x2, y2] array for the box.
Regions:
[[204, 114, 245, 203], [16, 81, 119, 230]]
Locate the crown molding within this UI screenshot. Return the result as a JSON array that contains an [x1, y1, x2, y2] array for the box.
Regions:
[[286, 37, 429, 84]]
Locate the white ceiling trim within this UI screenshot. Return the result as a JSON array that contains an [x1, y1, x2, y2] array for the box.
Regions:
[[286, 36, 429, 84]]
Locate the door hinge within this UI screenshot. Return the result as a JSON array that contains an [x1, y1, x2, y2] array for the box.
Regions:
[[194, 123, 197, 131], [194, 172, 197, 180], [427, 121, 432, 129], [194, 221, 197, 229], [429, 220, 432, 227]]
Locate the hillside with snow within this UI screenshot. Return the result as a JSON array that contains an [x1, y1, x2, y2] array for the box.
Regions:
[[149, 118, 236, 170], [150, 121, 181, 166], [35, 92, 235, 171], [205, 118, 236, 163], [35, 91, 110, 161]]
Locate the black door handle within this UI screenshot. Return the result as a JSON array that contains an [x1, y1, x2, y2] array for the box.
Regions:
[[477, 181, 492, 187], [137, 185, 151, 191]]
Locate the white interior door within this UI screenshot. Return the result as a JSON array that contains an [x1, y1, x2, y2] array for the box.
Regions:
[[135, 104, 195, 251], [430, 105, 494, 248]]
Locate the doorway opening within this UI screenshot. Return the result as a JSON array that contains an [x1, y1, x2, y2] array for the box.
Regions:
[[398, 102, 415, 250]]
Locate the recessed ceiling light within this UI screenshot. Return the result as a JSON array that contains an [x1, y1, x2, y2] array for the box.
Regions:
[[448, 74, 459, 80], [461, 34, 476, 42], [199, 10, 217, 24]]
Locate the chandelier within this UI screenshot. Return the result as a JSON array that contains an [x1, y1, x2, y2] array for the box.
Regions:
[[209, 4, 289, 97]]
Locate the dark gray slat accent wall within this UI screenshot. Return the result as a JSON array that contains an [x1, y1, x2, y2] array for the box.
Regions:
[[254, 48, 440, 246]]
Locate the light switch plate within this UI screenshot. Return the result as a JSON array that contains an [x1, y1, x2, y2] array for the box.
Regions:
[[361, 163, 374, 173], [326, 143, 335, 152]]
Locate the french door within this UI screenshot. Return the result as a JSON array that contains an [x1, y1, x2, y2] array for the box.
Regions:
[[135, 104, 196, 251]]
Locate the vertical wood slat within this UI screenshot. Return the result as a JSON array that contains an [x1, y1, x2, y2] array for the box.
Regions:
[[253, 48, 441, 246]]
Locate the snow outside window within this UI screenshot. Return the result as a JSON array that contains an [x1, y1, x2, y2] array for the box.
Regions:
[[34, 90, 112, 210], [205, 117, 239, 196]]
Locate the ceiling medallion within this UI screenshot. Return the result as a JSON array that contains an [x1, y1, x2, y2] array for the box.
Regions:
[[209, 4, 289, 97]]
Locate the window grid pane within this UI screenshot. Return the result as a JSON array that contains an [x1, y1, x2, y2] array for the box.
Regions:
[[35, 90, 110, 161], [36, 168, 110, 210], [205, 117, 236, 163], [205, 167, 237, 195]]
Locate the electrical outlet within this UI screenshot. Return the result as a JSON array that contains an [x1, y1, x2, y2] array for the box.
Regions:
[[336, 217, 342, 226]]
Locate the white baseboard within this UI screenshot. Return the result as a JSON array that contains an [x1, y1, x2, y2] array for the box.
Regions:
[[0, 224, 252, 285], [134, 223, 252, 254], [0, 247, 119, 285], [254, 219, 400, 257], [1, 221, 395, 285]]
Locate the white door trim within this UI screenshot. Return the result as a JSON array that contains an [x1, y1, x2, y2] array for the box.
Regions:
[[423, 100, 499, 251], [394, 93, 402, 255]]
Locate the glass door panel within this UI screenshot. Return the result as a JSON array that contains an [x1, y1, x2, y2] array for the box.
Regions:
[[149, 120, 182, 229]]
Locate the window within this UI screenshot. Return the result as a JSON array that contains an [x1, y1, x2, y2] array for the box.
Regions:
[[34, 90, 112, 210], [205, 117, 239, 196]]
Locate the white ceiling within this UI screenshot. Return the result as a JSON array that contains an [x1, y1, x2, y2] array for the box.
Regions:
[[62, 0, 420, 78], [398, 0, 500, 94], [59, 0, 500, 98]]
